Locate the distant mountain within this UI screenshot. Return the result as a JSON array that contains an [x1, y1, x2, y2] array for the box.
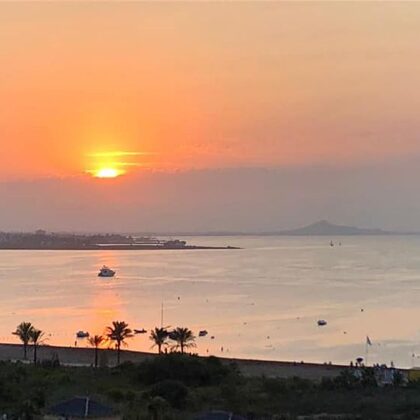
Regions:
[[277, 220, 390, 236], [141, 220, 392, 236]]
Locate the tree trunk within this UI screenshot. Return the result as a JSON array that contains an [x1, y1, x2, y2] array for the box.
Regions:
[[33, 344, 37, 364], [94, 347, 98, 368], [180, 342, 184, 354], [158, 343, 161, 354], [117, 342, 121, 365], [23, 343, 27, 360]]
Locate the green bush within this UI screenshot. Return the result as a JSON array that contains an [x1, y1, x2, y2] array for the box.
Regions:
[[136, 354, 235, 386], [148, 396, 170, 419], [107, 388, 125, 402], [149, 380, 189, 409], [261, 377, 289, 395], [323, 370, 363, 390]]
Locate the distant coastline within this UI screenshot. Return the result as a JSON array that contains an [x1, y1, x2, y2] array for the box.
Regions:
[[0, 244, 238, 251], [138, 220, 398, 237], [0, 231, 239, 251], [0, 221, 412, 249]]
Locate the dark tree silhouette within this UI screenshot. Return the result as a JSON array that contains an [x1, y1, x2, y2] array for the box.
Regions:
[[13, 322, 34, 360], [150, 327, 169, 354], [106, 321, 133, 365], [88, 335, 104, 368], [169, 327, 196, 354], [29, 328, 45, 364]]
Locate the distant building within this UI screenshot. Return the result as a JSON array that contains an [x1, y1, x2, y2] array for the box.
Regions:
[[374, 365, 398, 386], [163, 239, 187, 248], [46, 397, 119, 420]]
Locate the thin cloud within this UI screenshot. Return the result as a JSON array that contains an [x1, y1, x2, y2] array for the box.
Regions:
[[114, 162, 144, 167], [87, 151, 156, 158]]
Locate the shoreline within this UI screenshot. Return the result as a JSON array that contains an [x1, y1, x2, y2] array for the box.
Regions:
[[0, 343, 397, 381], [0, 245, 241, 251]]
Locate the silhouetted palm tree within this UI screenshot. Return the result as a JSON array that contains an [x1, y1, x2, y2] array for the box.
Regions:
[[150, 327, 169, 354], [12, 322, 34, 360], [106, 321, 133, 365], [169, 327, 196, 354], [88, 335, 104, 368], [29, 328, 45, 364]]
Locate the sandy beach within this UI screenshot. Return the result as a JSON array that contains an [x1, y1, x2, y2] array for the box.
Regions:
[[0, 343, 357, 381]]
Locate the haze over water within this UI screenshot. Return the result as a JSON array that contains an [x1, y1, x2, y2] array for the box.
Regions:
[[1, 235, 420, 368]]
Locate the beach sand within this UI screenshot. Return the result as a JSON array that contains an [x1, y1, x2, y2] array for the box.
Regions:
[[0, 343, 350, 381]]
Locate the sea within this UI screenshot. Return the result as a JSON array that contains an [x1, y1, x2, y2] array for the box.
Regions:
[[1, 235, 420, 368]]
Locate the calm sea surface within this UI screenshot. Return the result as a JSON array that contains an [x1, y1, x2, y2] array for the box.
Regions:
[[1, 235, 420, 367]]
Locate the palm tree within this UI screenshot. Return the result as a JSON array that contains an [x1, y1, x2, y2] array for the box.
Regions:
[[12, 322, 34, 360], [106, 321, 133, 365], [169, 327, 196, 354], [29, 328, 45, 364], [149, 327, 169, 354], [88, 335, 104, 368]]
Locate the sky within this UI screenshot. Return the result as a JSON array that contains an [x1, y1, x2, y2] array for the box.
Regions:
[[1, 2, 420, 232]]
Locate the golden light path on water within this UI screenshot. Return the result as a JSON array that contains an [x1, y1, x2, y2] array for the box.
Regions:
[[2, 236, 420, 367]]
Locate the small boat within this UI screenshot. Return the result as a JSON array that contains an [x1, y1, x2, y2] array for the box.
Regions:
[[199, 330, 208, 337], [317, 320, 327, 326], [98, 266, 115, 277], [330, 241, 334, 247], [76, 331, 89, 338], [134, 328, 147, 334]]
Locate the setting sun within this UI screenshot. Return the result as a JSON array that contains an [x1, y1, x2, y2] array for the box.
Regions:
[[94, 168, 124, 178], [86, 151, 143, 178]]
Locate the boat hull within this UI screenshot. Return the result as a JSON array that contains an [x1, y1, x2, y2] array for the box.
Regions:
[[98, 272, 115, 277]]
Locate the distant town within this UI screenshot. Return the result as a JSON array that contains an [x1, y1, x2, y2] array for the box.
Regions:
[[0, 230, 238, 250]]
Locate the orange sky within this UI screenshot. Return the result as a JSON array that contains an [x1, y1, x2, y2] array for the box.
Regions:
[[2, 2, 420, 179]]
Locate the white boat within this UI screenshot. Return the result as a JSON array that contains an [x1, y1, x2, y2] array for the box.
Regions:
[[76, 331, 89, 338], [317, 319, 327, 326], [98, 265, 115, 277]]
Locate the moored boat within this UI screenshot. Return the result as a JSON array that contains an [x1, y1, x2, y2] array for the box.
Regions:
[[98, 265, 116, 277]]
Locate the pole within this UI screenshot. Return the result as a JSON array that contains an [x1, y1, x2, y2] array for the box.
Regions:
[[365, 340, 368, 366]]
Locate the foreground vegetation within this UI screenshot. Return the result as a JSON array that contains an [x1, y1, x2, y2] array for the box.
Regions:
[[9, 321, 420, 419], [1, 354, 420, 419]]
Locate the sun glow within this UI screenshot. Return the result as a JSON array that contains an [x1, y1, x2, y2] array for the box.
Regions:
[[86, 150, 146, 178], [94, 168, 124, 178]]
